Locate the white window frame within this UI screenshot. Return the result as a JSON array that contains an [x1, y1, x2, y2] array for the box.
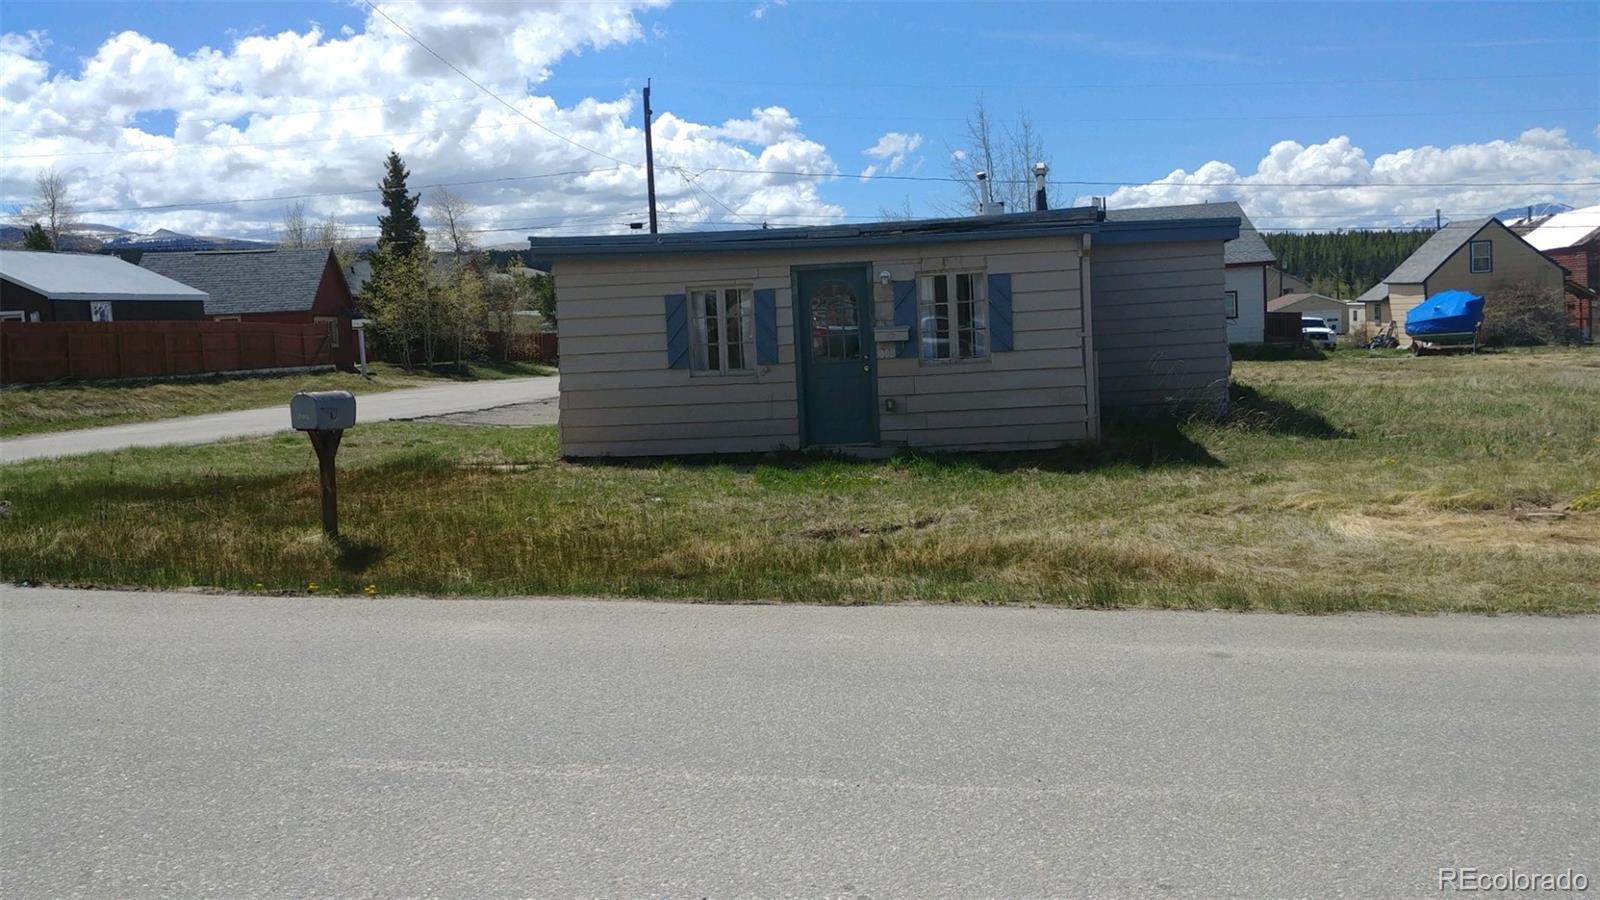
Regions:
[[0, 310, 24, 322], [89, 300, 114, 322], [918, 271, 989, 363], [688, 285, 755, 376], [1224, 290, 1239, 319], [1469, 240, 1493, 274]]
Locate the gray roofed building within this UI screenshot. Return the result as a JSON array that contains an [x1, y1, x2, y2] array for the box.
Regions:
[[1102, 201, 1278, 266], [1356, 282, 1389, 304], [1383, 218, 1495, 284], [1, 250, 208, 302], [139, 248, 346, 316]]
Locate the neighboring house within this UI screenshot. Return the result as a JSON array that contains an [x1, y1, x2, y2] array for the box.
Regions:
[[1, 250, 208, 322], [1102, 202, 1278, 344], [1267, 292, 1364, 335], [1364, 218, 1567, 340], [1355, 282, 1390, 326], [1525, 203, 1599, 342], [140, 248, 357, 366], [530, 205, 1242, 457], [1270, 268, 1312, 297]]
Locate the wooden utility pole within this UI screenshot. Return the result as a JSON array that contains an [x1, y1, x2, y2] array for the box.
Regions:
[[643, 78, 659, 234]]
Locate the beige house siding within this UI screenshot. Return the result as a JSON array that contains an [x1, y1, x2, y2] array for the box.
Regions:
[[1389, 283, 1428, 330], [1090, 240, 1230, 414], [555, 235, 1093, 457]]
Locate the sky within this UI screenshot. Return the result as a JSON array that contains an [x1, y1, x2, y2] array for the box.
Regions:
[[2, 0, 1597, 246]]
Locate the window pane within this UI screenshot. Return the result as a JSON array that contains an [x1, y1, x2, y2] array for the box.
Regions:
[[690, 291, 711, 370], [724, 288, 745, 370], [704, 290, 721, 372], [956, 274, 974, 358], [932, 274, 951, 359], [810, 280, 859, 360]]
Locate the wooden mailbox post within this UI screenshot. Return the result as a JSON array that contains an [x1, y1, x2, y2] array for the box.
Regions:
[[290, 390, 356, 537]]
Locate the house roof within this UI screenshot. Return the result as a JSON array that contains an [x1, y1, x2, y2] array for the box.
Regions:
[[529, 205, 1244, 267], [1381, 217, 1566, 285], [1267, 292, 1357, 312], [1356, 282, 1389, 303], [1525, 203, 1600, 251], [139, 248, 343, 316], [1102, 201, 1278, 266], [0, 250, 209, 302]]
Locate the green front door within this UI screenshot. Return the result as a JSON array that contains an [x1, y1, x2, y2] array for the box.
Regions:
[[795, 265, 877, 446]]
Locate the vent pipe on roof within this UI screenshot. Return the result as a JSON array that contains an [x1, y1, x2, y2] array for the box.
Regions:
[[1033, 162, 1049, 212], [975, 171, 1005, 216]]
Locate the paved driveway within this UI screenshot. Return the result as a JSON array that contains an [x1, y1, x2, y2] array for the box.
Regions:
[[2, 586, 1594, 898], [0, 376, 558, 463]]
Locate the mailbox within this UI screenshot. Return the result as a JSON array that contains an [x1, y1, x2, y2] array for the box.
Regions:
[[291, 390, 357, 431]]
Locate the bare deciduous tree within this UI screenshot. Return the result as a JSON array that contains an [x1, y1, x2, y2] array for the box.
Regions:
[[943, 98, 1051, 216], [428, 188, 475, 255], [280, 201, 311, 248], [14, 169, 81, 249], [1483, 280, 1573, 346], [312, 214, 353, 260]]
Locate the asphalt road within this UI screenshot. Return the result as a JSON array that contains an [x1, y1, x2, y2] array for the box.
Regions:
[[2, 587, 1595, 898], [0, 375, 559, 464]]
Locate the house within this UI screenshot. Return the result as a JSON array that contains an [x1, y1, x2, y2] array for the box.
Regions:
[[1270, 268, 1312, 297], [530, 205, 1242, 458], [1, 250, 208, 322], [1101, 202, 1278, 345], [1267, 292, 1364, 335], [1525, 203, 1599, 342], [1355, 282, 1390, 325], [140, 248, 357, 366], [1363, 217, 1567, 340]]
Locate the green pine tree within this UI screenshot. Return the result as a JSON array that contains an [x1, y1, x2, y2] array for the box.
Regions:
[[377, 150, 424, 254], [22, 222, 53, 251]]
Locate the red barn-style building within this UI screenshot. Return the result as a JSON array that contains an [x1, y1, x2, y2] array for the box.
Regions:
[[1526, 204, 1599, 343], [140, 248, 359, 366]]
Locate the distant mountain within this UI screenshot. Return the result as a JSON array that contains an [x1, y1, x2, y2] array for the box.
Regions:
[[1496, 202, 1573, 226], [103, 228, 274, 252]]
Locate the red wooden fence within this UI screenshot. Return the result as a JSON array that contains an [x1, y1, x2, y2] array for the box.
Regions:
[[1, 321, 333, 385]]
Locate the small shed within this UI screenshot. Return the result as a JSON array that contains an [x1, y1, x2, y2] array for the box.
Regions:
[[140, 248, 358, 366], [531, 205, 1241, 458], [1, 250, 208, 322]]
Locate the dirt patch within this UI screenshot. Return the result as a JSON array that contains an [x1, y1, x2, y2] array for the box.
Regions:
[[803, 513, 943, 541]]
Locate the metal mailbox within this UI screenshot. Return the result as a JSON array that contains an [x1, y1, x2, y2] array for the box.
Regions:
[[291, 390, 357, 431]]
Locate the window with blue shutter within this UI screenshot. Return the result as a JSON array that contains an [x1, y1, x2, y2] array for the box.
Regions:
[[987, 272, 1013, 352], [917, 271, 997, 361], [664, 293, 689, 368], [754, 288, 778, 365]]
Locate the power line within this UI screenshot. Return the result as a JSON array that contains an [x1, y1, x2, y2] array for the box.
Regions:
[[9, 119, 529, 161], [362, 0, 635, 168], [0, 94, 484, 137], [691, 165, 1600, 190], [660, 70, 1597, 94]]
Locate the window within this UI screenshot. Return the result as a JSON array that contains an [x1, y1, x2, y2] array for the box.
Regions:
[[89, 301, 113, 322], [919, 272, 988, 361], [0, 310, 24, 322], [1224, 290, 1239, 319], [689, 286, 753, 374], [314, 316, 340, 349], [1469, 240, 1493, 274]]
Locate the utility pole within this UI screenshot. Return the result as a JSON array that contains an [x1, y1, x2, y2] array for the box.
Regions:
[[643, 78, 659, 234]]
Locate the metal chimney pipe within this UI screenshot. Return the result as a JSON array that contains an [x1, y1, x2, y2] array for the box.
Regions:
[[975, 171, 990, 215], [1033, 162, 1049, 212]]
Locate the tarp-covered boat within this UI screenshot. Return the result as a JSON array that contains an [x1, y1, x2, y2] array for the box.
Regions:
[[1405, 290, 1484, 351]]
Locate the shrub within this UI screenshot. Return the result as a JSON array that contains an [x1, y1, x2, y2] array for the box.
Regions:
[[1483, 280, 1571, 346]]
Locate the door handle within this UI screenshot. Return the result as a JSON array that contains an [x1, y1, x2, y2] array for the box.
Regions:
[[863, 364, 870, 372]]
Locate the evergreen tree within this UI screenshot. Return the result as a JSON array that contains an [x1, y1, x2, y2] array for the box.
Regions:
[[22, 222, 53, 251], [377, 150, 423, 253], [1263, 229, 1437, 297]]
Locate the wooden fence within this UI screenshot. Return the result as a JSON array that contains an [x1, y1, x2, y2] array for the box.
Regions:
[[1, 320, 333, 385], [1264, 311, 1304, 344], [484, 331, 558, 363]]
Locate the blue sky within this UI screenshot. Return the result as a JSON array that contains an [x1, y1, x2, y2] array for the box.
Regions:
[[3, 1, 1597, 239]]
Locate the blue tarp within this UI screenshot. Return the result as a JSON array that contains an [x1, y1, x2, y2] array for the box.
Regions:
[[1405, 290, 1484, 337]]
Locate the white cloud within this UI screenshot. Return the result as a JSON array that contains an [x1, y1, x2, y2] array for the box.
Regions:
[[750, 0, 787, 20], [862, 131, 922, 175], [1083, 129, 1600, 230], [0, 2, 843, 242]]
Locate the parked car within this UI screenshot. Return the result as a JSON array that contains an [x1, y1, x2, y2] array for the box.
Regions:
[[1302, 324, 1338, 350]]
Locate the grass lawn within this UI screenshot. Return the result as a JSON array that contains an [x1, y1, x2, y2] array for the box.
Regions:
[[1, 348, 1596, 613], [0, 360, 552, 437]]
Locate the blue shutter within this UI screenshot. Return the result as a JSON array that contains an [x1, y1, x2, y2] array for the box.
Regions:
[[988, 272, 1014, 352], [754, 288, 778, 365], [664, 293, 689, 368], [892, 280, 918, 358]]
